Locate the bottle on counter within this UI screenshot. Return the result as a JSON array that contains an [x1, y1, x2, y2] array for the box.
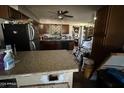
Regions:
[[0, 50, 6, 71], [3, 45, 15, 70]]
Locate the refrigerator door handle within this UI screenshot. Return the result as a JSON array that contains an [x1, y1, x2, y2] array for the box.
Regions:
[[32, 41, 36, 50], [28, 25, 32, 40], [30, 25, 35, 40]]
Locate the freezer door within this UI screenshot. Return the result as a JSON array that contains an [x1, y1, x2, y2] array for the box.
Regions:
[[2, 24, 30, 51], [28, 24, 34, 40], [28, 23, 40, 41], [29, 40, 40, 51], [29, 41, 36, 50]]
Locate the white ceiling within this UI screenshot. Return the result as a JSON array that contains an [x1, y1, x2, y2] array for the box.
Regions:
[[22, 5, 102, 23]]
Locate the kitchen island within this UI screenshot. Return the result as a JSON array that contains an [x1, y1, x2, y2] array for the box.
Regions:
[[0, 50, 78, 88]]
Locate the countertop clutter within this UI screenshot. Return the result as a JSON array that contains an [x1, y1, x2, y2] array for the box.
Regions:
[[0, 50, 78, 76]]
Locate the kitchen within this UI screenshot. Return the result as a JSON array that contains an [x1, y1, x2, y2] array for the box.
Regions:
[[0, 5, 124, 88], [0, 5, 97, 88]]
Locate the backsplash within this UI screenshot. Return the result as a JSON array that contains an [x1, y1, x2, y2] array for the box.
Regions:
[[38, 24, 69, 35], [48, 24, 62, 35]]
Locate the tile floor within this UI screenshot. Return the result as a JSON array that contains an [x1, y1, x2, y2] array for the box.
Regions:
[[73, 72, 97, 88]]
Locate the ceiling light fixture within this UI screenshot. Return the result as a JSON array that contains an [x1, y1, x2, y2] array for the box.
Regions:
[[58, 15, 63, 19], [94, 17, 97, 20]]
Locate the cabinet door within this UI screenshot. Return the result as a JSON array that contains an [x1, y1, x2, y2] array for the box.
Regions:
[[21, 14, 29, 19], [0, 5, 9, 18], [40, 41, 57, 50], [91, 6, 111, 67], [0, 6, 28, 20], [68, 41, 74, 50], [8, 7, 21, 19], [62, 25, 69, 34]]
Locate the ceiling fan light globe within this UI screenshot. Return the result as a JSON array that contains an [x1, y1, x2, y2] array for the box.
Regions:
[[58, 15, 63, 19]]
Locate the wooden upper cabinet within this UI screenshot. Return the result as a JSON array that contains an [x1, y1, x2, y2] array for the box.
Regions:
[[0, 6, 21, 20], [0, 5, 29, 20], [41, 24, 69, 34], [33, 20, 40, 26], [8, 7, 21, 19], [0, 5, 9, 19], [62, 25, 69, 34], [43, 24, 49, 34], [21, 13, 29, 19]]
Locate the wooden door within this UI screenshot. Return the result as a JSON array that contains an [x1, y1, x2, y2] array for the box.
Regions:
[[91, 6, 111, 68]]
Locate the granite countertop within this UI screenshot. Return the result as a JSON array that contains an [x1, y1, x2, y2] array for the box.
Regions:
[[0, 50, 78, 76]]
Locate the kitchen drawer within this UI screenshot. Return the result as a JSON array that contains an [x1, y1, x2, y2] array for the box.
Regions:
[[16, 72, 73, 87], [16, 73, 42, 86]]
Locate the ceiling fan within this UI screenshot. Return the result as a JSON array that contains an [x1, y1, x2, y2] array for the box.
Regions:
[[48, 10, 74, 20]]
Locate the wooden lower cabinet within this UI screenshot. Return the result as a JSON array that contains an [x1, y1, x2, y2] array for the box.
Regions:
[[40, 40, 74, 50]]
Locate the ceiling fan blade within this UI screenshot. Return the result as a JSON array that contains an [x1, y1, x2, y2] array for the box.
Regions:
[[62, 10, 69, 14], [64, 15, 73, 18], [48, 11, 57, 14]]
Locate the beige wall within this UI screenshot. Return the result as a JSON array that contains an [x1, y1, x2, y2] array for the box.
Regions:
[[39, 18, 93, 25], [9, 5, 18, 10]]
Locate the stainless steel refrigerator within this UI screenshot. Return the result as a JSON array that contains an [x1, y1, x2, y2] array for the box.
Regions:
[[1, 23, 40, 51]]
